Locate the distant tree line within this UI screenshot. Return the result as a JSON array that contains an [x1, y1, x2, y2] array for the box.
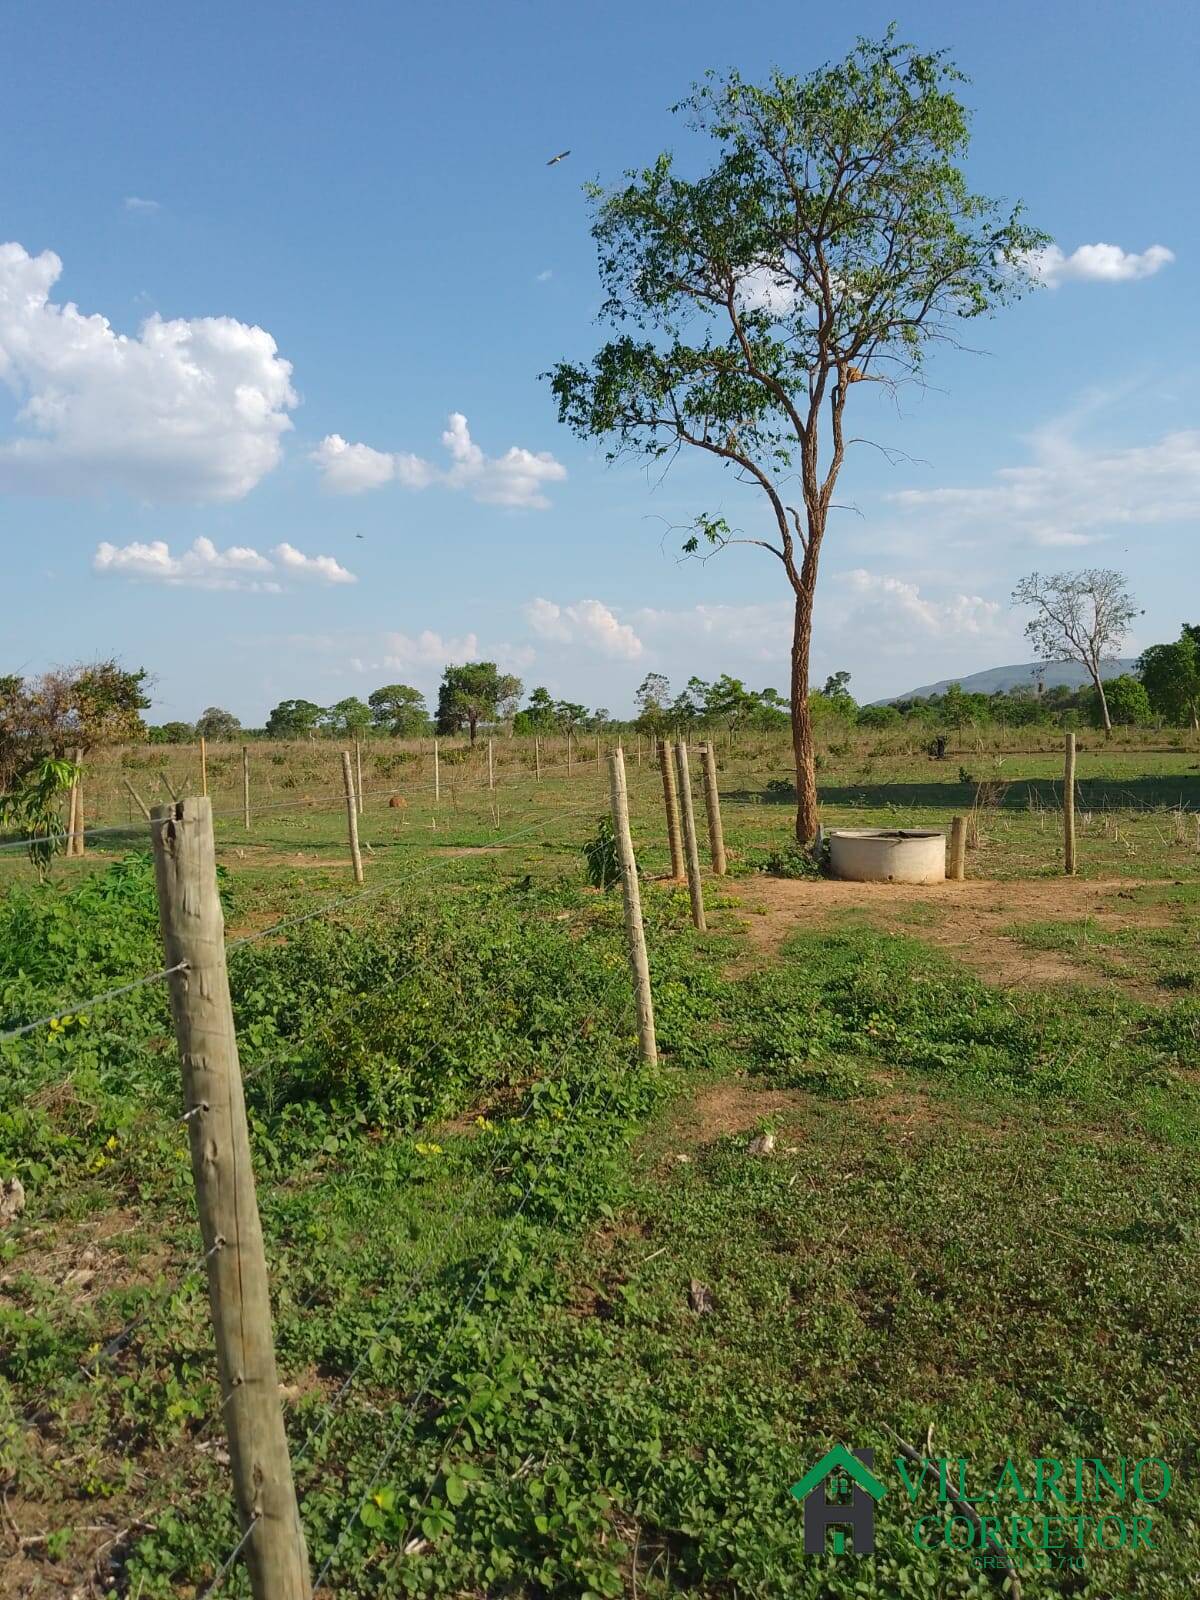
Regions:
[[11, 623, 1196, 770], [814, 625, 1200, 735]]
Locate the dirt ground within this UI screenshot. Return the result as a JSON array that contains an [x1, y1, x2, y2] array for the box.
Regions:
[[725, 874, 1177, 996]]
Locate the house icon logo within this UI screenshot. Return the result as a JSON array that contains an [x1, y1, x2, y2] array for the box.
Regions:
[[790, 1445, 888, 1555]]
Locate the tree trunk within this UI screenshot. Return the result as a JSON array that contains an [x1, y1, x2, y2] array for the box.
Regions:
[[1093, 672, 1113, 737], [790, 588, 819, 843], [468, 714, 478, 744]]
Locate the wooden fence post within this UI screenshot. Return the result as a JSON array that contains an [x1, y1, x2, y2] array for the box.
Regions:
[[433, 739, 440, 805], [567, 730, 573, 776], [199, 737, 208, 798], [355, 738, 364, 815], [341, 751, 364, 884], [68, 748, 84, 856], [123, 777, 151, 821], [674, 741, 707, 932], [242, 746, 251, 831], [658, 740, 685, 882], [595, 734, 601, 766], [949, 816, 966, 881], [534, 736, 542, 782], [636, 733, 642, 768], [698, 743, 727, 876], [607, 751, 657, 1066], [488, 738, 494, 791], [150, 799, 311, 1599], [1063, 732, 1077, 876]]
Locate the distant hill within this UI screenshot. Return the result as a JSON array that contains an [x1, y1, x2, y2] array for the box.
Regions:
[[880, 659, 1137, 703]]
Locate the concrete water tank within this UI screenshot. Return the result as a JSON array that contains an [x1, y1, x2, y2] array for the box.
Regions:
[[828, 829, 946, 884]]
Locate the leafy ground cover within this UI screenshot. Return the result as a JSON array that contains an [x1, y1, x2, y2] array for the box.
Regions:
[[2, 763, 1199, 1596]]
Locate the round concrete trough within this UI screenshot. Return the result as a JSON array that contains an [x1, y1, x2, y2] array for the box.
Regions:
[[828, 828, 945, 884]]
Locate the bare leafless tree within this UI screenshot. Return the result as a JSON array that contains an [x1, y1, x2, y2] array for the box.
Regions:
[[1012, 569, 1140, 736]]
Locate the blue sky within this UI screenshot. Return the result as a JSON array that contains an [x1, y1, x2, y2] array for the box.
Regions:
[[1, 0, 1195, 723]]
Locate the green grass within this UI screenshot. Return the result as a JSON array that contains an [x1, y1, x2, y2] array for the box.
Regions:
[[1006, 886, 1200, 994], [3, 777, 1200, 1595]]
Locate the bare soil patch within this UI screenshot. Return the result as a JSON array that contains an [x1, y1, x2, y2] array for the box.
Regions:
[[216, 847, 353, 869], [726, 875, 1175, 996], [656, 1072, 1011, 1167], [664, 1077, 805, 1147], [430, 846, 509, 857]]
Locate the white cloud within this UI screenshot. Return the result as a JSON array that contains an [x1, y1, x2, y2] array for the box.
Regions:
[[526, 597, 643, 659], [92, 536, 354, 590], [383, 628, 479, 668], [631, 586, 1016, 696], [525, 597, 571, 643], [536, 268, 553, 283], [835, 569, 1006, 643], [271, 542, 356, 584], [314, 411, 566, 509], [634, 600, 792, 666], [1013, 241, 1174, 288], [123, 196, 160, 213], [0, 242, 297, 500], [890, 421, 1200, 547], [736, 264, 800, 318], [311, 434, 399, 494]]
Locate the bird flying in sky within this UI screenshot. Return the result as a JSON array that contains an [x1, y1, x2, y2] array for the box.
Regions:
[[546, 149, 570, 165]]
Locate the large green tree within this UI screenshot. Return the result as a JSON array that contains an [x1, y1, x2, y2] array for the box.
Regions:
[[1, 660, 149, 784], [546, 31, 1044, 841], [704, 674, 768, 734], [512, 687, 558, 735], [148, 721, 196, 745], [320, 696, 373, 737], [1139, 627, 1200, 730], [1091, 674, 1150, 729], [436, 663, 522, 743], [195, 706, 242, 740], [1, 660, 147, 871], [265, 698, 323, 739], [553, 700, 588, 734], [368, 683, 429, 737]]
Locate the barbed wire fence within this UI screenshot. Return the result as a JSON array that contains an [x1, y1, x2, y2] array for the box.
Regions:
[[1, 743, 730, 1597], [0, 742, 608, 860], [2, 788, 619, 1439]]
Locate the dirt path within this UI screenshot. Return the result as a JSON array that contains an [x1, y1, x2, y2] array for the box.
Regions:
[[725, 874, 1177, 995]]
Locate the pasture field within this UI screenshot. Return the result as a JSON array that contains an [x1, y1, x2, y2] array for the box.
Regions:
[[2, 734, 1199, 1597]]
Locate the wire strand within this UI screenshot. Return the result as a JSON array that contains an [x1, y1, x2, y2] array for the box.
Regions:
[[224, 793, 606, 957], [0, 751, 609, 852], [2, 790, 605, 1042], [8, 800, 614, 1433], [0, 961, 188, 1042]]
